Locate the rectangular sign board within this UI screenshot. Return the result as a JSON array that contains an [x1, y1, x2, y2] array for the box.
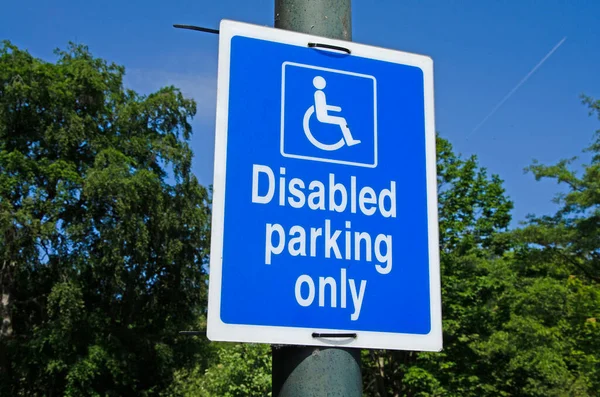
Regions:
[[207, 19, 442, 351]]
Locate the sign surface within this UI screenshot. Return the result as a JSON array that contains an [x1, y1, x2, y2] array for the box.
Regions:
[[207, 19, 441, 351]]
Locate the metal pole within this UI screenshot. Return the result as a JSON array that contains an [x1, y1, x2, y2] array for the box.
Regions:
[[272, 1, 362, 396], [275, 0, 352, 41]]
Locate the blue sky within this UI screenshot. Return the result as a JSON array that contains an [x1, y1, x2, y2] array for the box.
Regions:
[[2, 0, 599, 226]]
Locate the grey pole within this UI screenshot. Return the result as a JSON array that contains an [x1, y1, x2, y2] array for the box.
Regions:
[[275, 0, 352, 41], [272, 1, 362, 396]]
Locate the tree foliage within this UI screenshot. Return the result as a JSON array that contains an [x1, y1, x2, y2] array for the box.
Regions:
[[488, 95, 600, 396], [362, 136, 515, 396], [359, 98, 600, 396], [167, 342, 272, 397], [0, 41, 211, 396]]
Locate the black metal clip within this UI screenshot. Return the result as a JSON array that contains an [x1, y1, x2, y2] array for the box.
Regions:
[[308, 42, 351, 54], [312, 332, 357, 338], [173, 24, 219, 35]]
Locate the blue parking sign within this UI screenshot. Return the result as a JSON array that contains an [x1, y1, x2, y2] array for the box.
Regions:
[[207, 20, 442, 351]]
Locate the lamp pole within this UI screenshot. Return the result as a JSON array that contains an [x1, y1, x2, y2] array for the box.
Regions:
[[271, 1, 362, 396]]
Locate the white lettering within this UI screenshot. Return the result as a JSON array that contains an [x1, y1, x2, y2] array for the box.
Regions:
[[350, 176, 357, 214], [265, 223, 285, 265], [345, 221, 352, 260], [262, 220, 391, 273], [251, 164, 398, 218], [349, 279, 367, 321], [278, 167, 286, 206], [379, 181, 396, 218], [329, 173, 347, 213], [354, 232, 372, 262], [359, 186, 377, 216], [293, 270, 367, 321], [288, 178, 306, 208], [324, 219, 342, 259], [310, 227, 322, 257], [252, 164, 274, 204], [319, 276, 337, 308], [288, 226, 306, 257], [308, 181, 326, 210], [340, 268, 347, 308], [295, 275, 315, 307], [375, 234, 393, 274]]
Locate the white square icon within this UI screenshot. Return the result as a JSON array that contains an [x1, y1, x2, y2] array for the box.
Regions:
[[280, 62, 378, 168]]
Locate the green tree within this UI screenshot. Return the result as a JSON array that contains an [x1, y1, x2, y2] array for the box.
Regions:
[[167, 342, 272, 397], [0, 41, 211, 396], [361, 98, 600, 396], [519, 95, 600, 285], [362, 135, 514, 396], [474, 96, 600, 396]]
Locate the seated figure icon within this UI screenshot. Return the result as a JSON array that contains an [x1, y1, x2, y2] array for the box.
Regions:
[[306, 76, 361, 150], [281, 61, 378, 168]]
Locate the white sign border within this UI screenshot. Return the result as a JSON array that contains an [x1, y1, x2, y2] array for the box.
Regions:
[[207, 19, 442, 351]]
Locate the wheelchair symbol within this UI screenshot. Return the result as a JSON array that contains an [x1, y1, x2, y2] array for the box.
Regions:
[[302, 76, 361, 152]]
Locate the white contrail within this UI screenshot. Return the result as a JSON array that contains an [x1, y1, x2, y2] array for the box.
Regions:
[[468, 36, 567, 137]]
